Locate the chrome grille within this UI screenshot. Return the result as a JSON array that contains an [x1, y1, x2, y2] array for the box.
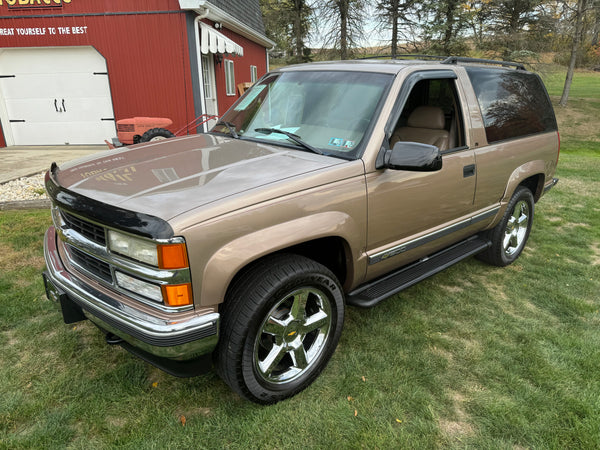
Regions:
[[69, 246, 113, 283], [61, 211, 106, 246]]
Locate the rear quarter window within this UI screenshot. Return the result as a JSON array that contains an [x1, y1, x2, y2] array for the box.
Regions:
[[465, 67, 557, 143]]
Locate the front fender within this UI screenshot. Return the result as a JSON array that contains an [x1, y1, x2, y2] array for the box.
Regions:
[[200, 212, 364, 306]]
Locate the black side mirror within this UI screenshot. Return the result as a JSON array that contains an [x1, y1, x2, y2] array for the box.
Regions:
[[384, 141, 442, 171]]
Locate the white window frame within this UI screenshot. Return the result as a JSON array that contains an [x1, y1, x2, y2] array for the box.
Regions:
[[224, 59, 236, 96], [250, 65, 258, 83]]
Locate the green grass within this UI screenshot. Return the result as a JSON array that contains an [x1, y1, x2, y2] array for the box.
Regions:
[[2, 79, 600, 449], [541, 69, 600, 99]]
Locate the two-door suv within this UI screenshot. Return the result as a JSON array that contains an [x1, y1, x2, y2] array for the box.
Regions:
[[43, 57, 559, 404]]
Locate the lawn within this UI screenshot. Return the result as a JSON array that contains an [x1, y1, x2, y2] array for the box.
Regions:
[[1, 72, 599, 449]]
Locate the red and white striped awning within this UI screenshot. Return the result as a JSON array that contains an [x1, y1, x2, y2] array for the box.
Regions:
[[200, 22, 244, 56]]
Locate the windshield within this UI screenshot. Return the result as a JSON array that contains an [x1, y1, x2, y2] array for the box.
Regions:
[[212, 70, 393, 159]]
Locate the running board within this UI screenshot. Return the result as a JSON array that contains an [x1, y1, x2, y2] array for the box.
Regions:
[[347, 236, 491, 308]]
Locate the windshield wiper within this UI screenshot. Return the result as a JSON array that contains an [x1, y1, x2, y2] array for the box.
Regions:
[[254, 128, 323, 155], [215, 121, 239, 139]]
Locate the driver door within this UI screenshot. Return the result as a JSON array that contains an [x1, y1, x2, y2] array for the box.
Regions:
[[365, 71, 477, 280]]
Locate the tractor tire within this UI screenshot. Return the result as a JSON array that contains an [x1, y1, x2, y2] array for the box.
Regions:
[[139, 128, 175, 142]]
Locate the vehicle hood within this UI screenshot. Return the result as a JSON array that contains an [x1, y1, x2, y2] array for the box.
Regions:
[[55, 134, 345, 220]]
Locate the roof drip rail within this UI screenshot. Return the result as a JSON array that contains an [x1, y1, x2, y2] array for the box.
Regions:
[[441, 56, 527, 71]]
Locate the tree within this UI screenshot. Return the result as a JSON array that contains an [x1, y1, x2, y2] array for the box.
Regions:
[[560, 0, 591, 105], [316, 0, 366, 59], [419, 0, 470, 55], [261, 0, 313, 62], [375, 0, 417, 56]]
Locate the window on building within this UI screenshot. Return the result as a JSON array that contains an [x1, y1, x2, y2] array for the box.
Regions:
[[225, 59, 235, 96], [201, 55, 213, 100], [250, 65, 258, 83]]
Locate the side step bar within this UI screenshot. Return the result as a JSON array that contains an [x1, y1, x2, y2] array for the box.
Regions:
[[347, 235, 491, 308]]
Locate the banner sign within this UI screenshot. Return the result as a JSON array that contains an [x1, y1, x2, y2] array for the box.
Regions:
[[0, 0, 72, 8]]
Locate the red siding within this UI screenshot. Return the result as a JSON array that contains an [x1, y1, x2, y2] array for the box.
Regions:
[[212, 24, 269, 114], [0, 0, 269, 147]]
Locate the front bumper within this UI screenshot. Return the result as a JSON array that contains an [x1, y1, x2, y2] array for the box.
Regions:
[[43, 226, 219, 361]]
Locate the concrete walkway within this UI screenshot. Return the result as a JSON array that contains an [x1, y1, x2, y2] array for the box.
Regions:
[[0, 145, 109, 184]]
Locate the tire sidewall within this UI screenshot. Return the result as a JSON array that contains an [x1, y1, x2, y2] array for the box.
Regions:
[[240, 270, 344, 403], [140, 127, 174, 142], [494, 187, 535, 266]]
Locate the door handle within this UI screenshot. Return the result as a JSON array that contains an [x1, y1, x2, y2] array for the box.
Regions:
[[62, 99, 66, 112], [54, 99, 59, 112], [463, 164, 476, 178]]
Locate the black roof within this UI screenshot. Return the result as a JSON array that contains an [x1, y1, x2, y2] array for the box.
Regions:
[[208, 0, 265, 36]]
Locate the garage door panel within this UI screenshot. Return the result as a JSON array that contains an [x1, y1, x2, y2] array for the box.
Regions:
[[0, 47, 115, 145], [0, 47, 108, 74], [2, 73, 111, 100], [11, 121, 116, 145], [5, 97, 114, 123]]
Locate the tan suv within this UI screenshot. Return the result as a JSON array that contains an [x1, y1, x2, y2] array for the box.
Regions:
[[43, 57, 559, 404]]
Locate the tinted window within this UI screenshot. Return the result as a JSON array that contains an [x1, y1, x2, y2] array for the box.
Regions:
[[466, 67, 557, 143]]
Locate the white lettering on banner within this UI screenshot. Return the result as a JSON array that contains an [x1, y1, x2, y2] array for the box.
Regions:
[[0, 26, 88, 36]]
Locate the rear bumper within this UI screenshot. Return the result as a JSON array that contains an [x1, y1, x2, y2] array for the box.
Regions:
[[43, 226, 219, 360]]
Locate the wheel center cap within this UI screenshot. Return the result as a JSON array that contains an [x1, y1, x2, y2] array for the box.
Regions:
[[283, 321, 301, 343]]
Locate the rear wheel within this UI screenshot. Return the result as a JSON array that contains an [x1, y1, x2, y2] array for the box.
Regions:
[[215, 254, 344, 404], [139, 127, 175, 142], [478, 186, 534, 266]]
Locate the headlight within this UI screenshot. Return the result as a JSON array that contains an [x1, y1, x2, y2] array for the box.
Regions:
[[108, 230, 158, 266], [108, 230, 189, 269]]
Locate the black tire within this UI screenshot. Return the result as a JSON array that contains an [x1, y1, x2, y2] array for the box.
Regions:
[[477, 186, 535, 267], [139, 127, 175, 142], [215, 254, 345, 404]]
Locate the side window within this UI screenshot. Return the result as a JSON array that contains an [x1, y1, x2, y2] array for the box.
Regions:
[[465, 67, 557, 143], [391, 78, 464, 152], [250, 65, 258, 83], [225, 59, 235, 96]]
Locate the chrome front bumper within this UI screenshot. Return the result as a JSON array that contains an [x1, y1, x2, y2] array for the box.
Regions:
[[43, 226, 219, 360]]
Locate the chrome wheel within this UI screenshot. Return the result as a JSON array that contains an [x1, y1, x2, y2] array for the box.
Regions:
[[254, 287, 333, 385], [503, 200, 530, 257]]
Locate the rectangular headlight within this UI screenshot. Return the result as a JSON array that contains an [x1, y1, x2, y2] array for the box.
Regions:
[[108, 230, 158, 266]]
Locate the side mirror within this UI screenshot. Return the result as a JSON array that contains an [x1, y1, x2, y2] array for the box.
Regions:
[[384, 141, 442, 172]]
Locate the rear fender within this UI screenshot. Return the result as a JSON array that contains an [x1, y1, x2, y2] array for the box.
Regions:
[[501, 160, 546, 204]]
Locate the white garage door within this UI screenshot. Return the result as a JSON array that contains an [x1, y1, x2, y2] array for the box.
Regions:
[[0, 46, 116, 145]]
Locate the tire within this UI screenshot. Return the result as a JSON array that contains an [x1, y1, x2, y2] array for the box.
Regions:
[[477, 186, 535, 267], [215, 254, 345, 404], [139, 127, 175, 142]]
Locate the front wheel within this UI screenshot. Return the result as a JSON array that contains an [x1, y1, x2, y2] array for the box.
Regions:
[[478, 186, 535, 266], [215, 254, 345, 404]]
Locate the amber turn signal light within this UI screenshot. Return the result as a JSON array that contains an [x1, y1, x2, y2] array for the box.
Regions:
[[158, 243, 189, 269], [162, 283, 193, 307]]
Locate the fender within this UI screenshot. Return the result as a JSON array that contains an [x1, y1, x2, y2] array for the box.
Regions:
[[199, 211, 365, 306], [501, 160, 546, 205]]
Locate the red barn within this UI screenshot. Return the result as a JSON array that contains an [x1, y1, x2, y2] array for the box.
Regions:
[[0, 0, 273, 147]]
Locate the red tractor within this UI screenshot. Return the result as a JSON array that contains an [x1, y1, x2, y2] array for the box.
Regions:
[[110, 115, 217, 148], [113, 117, 175, 147]]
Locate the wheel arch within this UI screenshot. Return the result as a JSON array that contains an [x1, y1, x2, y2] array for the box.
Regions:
[[198, 212, 361, 308], [502, 160, 546, 204]]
